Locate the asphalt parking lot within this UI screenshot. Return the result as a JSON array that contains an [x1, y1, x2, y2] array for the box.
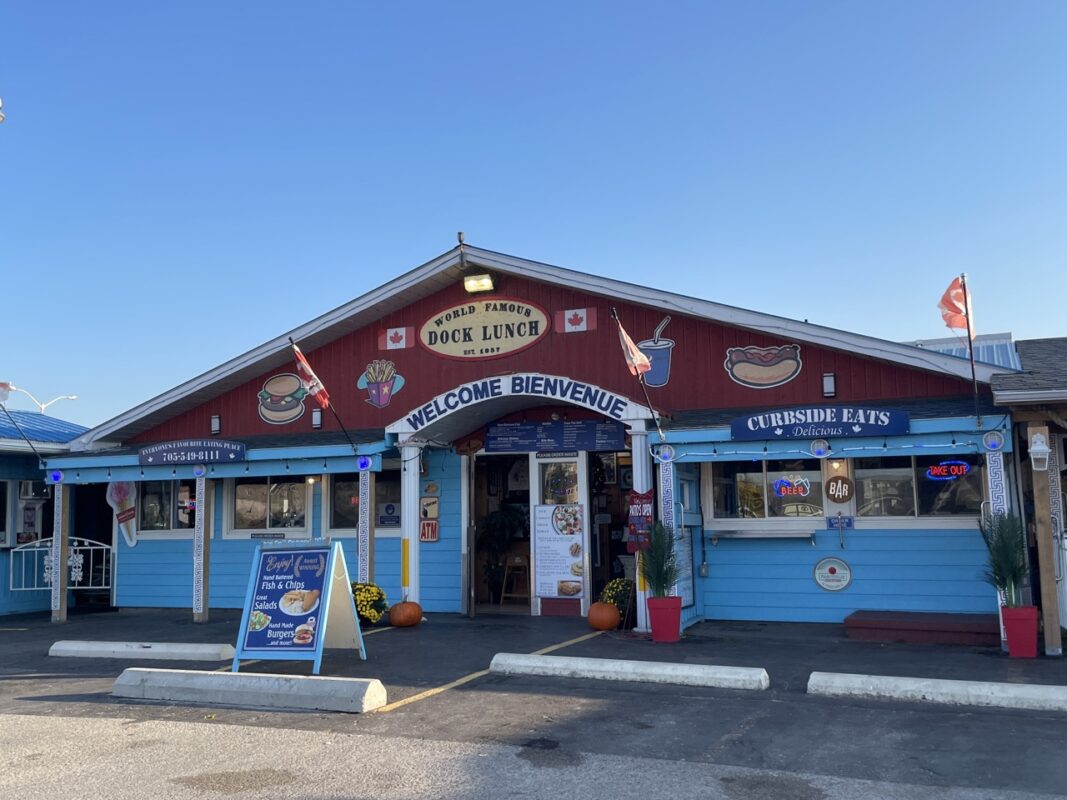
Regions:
[[4, 608, 1067, 796]]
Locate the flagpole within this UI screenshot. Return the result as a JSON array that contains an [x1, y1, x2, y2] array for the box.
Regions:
[[288, 337, 361, 456], [959, 274, 981, 426], [610, 307, 667, 447]]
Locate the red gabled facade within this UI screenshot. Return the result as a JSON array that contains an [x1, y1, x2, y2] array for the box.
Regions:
[[132, 275, 976, 444]]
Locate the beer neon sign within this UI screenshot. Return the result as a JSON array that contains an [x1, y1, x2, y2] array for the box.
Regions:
[[925, 460, 971, 481], [773, 475, 812, 497]]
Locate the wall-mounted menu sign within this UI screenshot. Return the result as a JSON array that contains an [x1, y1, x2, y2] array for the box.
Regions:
[[533, 504, 585, 599], [139, 439, 247, 465], [731, 406, 910, 441], [486, 420, 626, 453]]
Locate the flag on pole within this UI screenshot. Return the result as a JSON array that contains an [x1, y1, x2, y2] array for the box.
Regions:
[[615, 316, 651, 377], [291, 343, 331, 408], [938, 276, 974, 339]]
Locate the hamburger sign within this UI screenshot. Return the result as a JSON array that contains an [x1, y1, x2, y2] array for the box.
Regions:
[[420, 298, 549, 360]]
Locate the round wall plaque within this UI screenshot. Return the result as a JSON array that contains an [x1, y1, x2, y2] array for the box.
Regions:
[[814, 557, 852, 591], [825, 475, 854, 504]]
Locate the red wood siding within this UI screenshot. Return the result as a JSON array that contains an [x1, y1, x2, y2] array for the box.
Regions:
[[132, 276, 976, 444]]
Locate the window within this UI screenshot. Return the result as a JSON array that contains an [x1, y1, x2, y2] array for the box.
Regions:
[[331, 473, 361, 530], [916, 455, 982, 516], [766, 458, 824, 517], [855, 457, 916, 517], [375, 471, 401, 527], [712, 462, 765, 519], [233, 477, 307, 532], [138, 480, 197, 531]]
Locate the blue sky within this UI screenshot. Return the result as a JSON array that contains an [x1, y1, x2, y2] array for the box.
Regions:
[[3, 2, 1065, 428]]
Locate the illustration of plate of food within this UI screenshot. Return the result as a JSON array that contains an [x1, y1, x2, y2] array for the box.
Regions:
[[248, 610, 271, 632], [568, 541, 582, 557], [278, 589, 320, 616], [557, 580, 582, 596], [569, 562, 583, 576], [293, 623, 315, 645], [552, 505, 582, 535]]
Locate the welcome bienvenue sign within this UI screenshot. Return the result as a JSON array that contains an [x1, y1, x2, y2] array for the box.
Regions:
[[731, 406, 910, 441]]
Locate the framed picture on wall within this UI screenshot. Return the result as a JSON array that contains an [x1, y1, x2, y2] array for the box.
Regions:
[[601, 452, 617, 484], [619, 466, 633, 491]]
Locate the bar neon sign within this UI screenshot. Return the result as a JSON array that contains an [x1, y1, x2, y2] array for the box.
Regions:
[[925, 460, 971, 481]]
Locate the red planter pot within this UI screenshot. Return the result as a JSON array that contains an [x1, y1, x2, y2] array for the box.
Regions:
[[1002, 605, 1039, 658], [647, 596, 682, 643]]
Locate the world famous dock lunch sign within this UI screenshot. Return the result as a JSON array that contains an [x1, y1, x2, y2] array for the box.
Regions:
[[232, 541, 366, 674], [420, 298, 549, 360], [730, 405, 910, 441]]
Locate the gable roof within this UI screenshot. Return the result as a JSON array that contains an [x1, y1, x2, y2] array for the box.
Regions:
[[73, 245, 1017, 450], [992, 338, 1067, 404]]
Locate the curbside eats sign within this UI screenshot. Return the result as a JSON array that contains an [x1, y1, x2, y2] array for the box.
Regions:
[[420, 298, 549, 360], [730, 405, 910, 441]]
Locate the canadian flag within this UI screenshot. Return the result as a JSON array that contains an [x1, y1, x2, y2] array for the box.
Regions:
[[555, 308, 597, 333], [378, 327, 415, 350]]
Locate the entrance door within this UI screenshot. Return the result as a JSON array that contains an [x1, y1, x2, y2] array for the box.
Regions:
[[531, 454, 590, 617]]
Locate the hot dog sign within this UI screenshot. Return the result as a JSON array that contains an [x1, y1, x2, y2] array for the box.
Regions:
[[724, 344, 803, 389]]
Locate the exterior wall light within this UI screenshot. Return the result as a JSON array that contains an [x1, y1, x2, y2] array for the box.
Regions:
[[822, 373, 836, 398], [210, 414, 221, 435], [311, 407, 323, 429], [463, 273, 494, 294], [1030, 432, 1051, 472]]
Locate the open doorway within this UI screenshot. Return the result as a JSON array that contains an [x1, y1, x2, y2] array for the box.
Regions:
[[472, 454, 530, 613]]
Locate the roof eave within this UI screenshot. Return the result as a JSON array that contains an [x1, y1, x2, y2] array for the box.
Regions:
[[993, 389, 1067, 405]]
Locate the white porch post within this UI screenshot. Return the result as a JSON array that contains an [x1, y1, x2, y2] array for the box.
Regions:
[[192, 477, 212, 623], [51, 483, 69, 623], [630, 426, 652, 633], [985, 450, 1009, 649], [400, 443, 421, 603]]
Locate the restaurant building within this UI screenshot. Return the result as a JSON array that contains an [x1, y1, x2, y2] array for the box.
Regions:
[[42, 245, 1021, 632]]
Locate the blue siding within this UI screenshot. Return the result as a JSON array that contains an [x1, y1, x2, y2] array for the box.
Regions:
[[701, 527, 997, 623], [373, 537, 402, 607], [417, 449, 462, 612], [0, 550, 52, 615]]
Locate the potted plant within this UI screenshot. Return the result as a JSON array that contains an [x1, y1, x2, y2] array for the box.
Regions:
[[589, 577, 634, 631], [477, 504, 526, 603], [640, 522, 681, 642], [979, 513, 1038, 658]]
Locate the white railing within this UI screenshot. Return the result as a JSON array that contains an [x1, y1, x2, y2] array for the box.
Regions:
[[9, 537, 113, 592]]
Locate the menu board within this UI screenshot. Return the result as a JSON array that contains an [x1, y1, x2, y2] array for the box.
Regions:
[[241, 546, 329, 652], [674, 527, 695, 608], [486, 420, 626, 453], [533, 504, 585, 599], [233, 541, 366, 674]]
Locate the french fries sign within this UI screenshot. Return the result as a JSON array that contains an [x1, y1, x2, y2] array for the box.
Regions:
[[356, 360, 405, 408]]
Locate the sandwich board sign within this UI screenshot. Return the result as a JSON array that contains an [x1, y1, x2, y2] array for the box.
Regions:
[[233, 540, 365, 674]]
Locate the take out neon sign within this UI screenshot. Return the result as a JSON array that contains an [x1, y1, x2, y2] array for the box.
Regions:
[[925, 461, 971, 481]]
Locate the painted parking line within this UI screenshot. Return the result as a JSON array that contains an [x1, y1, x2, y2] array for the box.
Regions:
[[363, 626, 394, 636], [374, 630, 604, 713], [0, 628, 29, 632]]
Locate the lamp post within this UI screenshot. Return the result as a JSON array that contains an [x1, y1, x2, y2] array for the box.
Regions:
[[0, 382, 78, 414]]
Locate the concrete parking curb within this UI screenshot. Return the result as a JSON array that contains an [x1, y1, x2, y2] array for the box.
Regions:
[[807, 671, 1067, 712], [489, 653, 770, 690], [112, 668, 387, 713], [50, 640, 236, 661]]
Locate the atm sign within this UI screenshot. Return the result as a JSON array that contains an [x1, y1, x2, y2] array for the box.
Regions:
[[925, 461, 971, 481]]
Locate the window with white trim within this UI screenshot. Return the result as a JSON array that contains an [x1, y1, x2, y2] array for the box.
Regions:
[[0, 481, 9, 547], [139, 480, 197, 532], [328, 472, 361, 532], [226, 476, 311, 538]]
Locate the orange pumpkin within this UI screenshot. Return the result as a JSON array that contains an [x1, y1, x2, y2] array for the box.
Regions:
[[389, 600, 423, 627], [588, 601, 620, 631]]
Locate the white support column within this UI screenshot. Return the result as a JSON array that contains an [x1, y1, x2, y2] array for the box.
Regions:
[[630, 426, 652, 633], [985, 450, 1009, 649], [1048, 436, 1066, 627], [193, 477, 211, 623], [400, 443, 422, 603], [357, 470, 371, 583], [51, 484, 69, 623]]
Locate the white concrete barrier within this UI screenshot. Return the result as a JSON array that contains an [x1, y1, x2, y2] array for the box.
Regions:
[[112, 668, 387, 713], [50, 640, 235, 661], [490, 653, 770, 690], [807, 671, 1067, 712]]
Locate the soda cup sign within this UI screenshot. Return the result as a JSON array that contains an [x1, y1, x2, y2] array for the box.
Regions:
[[825, 475, 854, 504]]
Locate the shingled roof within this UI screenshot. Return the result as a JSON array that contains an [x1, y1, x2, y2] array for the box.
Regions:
[[991, 338, 1067, 403]]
